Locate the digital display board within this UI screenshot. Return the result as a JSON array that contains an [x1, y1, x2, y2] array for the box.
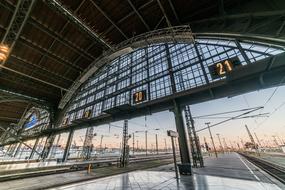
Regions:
[[83, 110, 92, 118], [208, 56, 241, 79], [62, 117, 69, 125], [133, 90, 147, 104], [24, 114, 38, 130]]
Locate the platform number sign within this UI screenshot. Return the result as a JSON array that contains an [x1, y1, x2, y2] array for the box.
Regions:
[[133, 90, 146, 104], [208, 57, 241, 79]]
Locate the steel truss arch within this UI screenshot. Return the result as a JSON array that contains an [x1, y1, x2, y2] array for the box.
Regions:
[[56, 31, 285, 130]]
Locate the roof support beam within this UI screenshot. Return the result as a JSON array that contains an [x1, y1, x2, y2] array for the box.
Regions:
[[103, 0, 154, 36], [0, 125, 41, 155], [89, 0, 128, 39], [1, 23, 82, 72], [0, 76, 60, 101], [167, 0, 180, 24], [44, 0, 113, 50], [0, 89, 51, 112], [154, 16, 165, 30], [10, 54, 74, 83], [0, 117, 19, 122], [18, 36, 83, 72], [156, 0, 172, 27], [0, 89, 48, 105], [1, 1, 95, 62], [6, 58, 72, 88], [0, 64, 69, 91], [29, 19, 95, 61], [30, 1, 87, 81], [276, 20, 285, 37], [0, 0, 36, 66], [190, 11, 285, 46], [127, 0, 150, 31], [218, 0, 225, 16], [17, 103, 31, 127]]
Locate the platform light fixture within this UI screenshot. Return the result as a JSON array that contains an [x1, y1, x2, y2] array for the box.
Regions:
[[0, 44, 9, 61]]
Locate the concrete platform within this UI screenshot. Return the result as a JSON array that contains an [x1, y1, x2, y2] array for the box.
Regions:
[[49, 153, 284, 190], [0, 154, 172, 172], [0, 161, 60, 171]]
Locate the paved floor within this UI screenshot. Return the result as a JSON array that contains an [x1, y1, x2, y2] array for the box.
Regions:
[[0, 159, 173, 190], [49, 153, 284, 190]]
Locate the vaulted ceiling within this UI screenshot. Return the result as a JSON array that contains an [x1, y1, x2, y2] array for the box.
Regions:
[[0, 0, 285, 127]]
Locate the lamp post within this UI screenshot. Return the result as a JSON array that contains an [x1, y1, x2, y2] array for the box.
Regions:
[[164, 138, 167, 152], [145, 131, 148, 156], [132, 133, 135, 156], [205, 122, 218, 158], [216, 133, 224, 153], [155, 134, 158, 154], [135, 130, 148, 156], [135, 128, 160, 156], [136, 140, 139, 152]]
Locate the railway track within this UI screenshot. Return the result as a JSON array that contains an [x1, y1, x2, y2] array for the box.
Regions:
[[240, 153, 285, 184]]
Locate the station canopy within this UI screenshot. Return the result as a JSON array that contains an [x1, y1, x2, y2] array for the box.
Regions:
[[0, 0, 285, 132]]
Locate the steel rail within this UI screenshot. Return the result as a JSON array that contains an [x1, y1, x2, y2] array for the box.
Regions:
[[240, 153, 285, 184]]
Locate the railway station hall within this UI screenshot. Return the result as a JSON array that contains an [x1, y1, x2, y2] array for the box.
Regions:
[[1, 0, 285, 189]]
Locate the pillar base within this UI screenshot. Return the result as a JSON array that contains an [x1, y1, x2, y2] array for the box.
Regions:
[[178, 163, 192, 175]]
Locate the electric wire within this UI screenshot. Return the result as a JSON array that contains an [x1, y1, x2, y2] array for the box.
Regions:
[[193, 106, 263, 118], [196, 106, 263, 133]]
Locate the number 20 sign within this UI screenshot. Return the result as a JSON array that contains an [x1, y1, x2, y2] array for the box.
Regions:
[[208, 56, 241, 79], [133, 90, 147, 104]]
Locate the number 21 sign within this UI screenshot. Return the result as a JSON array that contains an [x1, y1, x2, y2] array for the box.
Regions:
[[208, 56, 241, 79]]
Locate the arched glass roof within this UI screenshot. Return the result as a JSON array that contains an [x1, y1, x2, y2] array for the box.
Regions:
[[62, 37, 284, 126], [2, 107, 50, 144]]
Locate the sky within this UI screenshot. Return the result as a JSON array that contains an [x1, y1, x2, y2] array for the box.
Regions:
[[58, 85, 285, 150]]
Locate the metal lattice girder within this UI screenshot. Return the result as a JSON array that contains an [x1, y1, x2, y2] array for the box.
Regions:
[[28, 18, 95, 61], [103, 0, 154, 36], [156, 0, 172, 27], [89, 0, 128, 40], [18, 36, 83, 71], [167, 0, 180, 24], [245, 125, 257, 149], [127, 0, 150, 31], [0, 125, 40, 155], [0, 88, 51, 109], [1, 0, 36, 65], [10, 54, 74, 83], [58, 26, 194, 109], [120, 120, 129, 167], [0, 122, 11, 144], [191, 11, 285, 46], [81, 127, 94, 160], [0, 1, 95, 66], [40, 134, 56, 160], [184, 105, 204, 167], [44, 0, 113, 50]]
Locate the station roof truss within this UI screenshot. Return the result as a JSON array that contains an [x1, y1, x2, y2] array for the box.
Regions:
[[1, 0, 285, 135]]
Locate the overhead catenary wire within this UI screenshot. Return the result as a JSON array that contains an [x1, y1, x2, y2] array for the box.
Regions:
[[255, 74, 285, 119], [263, 74, 285, 108], [196, 106, 263, 133], [194, 113, 269, 120], [253, 101, 285, 130], [193, 107, 264, 118]]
